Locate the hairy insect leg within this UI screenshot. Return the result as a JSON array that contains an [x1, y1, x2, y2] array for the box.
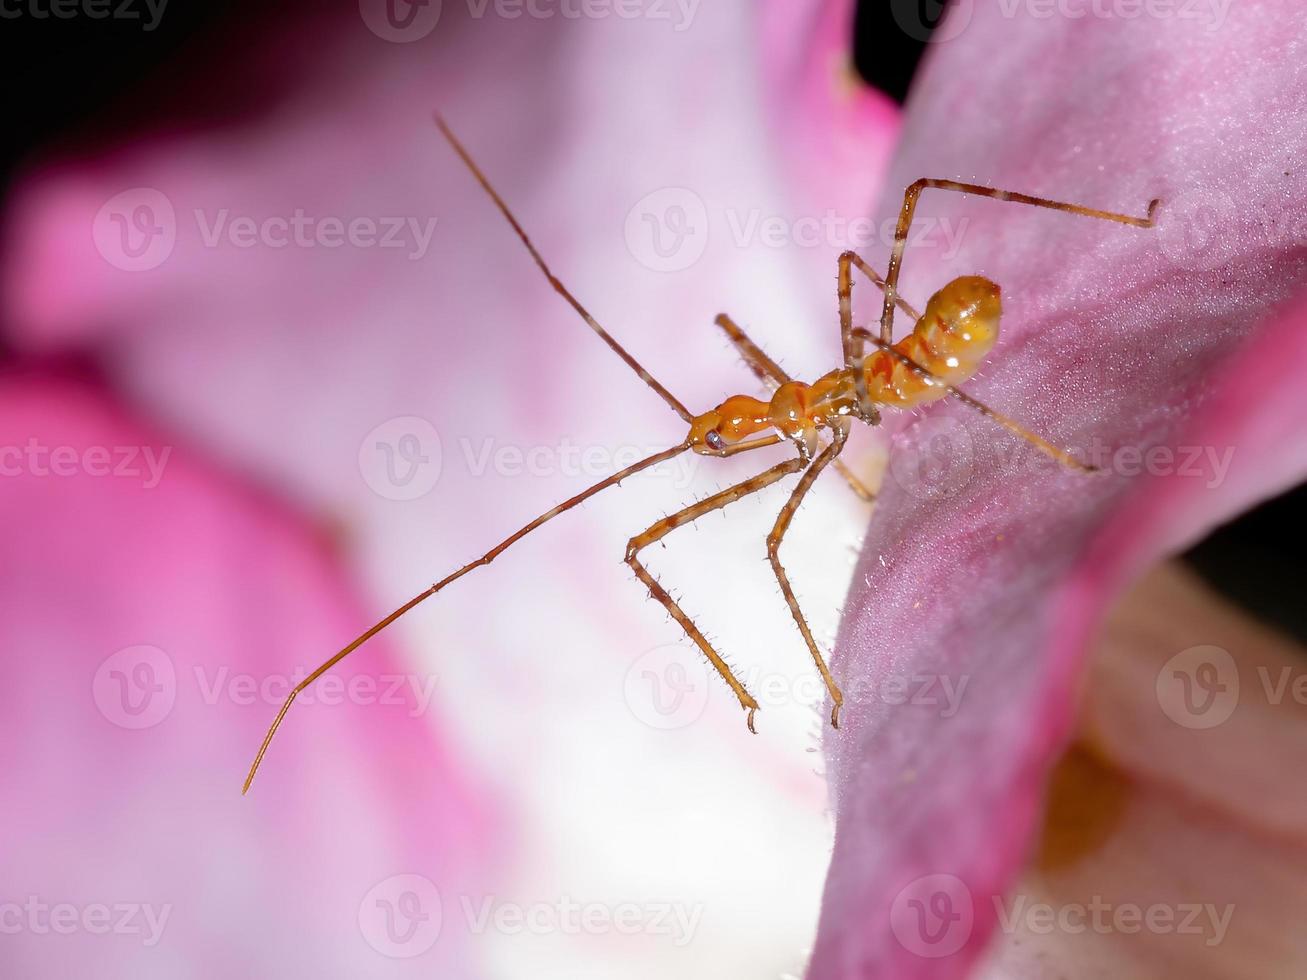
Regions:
[[877, 178, 1160, 347], [837, 251, 926, 420], [714, 312, 875, 502], [625, 456, 806, 731], [851, 327, 1096, 472], [766, 424, 849, 729]]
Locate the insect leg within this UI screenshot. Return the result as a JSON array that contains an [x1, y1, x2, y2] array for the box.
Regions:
[[714, 312, 875, 503], [765, 424, 849, 729], [837, 252, 926, 421], [877, 178, 1160, 348], [626, 456, 806, 732], [852, 327, 1095, 472]]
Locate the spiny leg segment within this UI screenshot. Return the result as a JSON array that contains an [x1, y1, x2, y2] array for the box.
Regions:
[[851, 327, 1096, 472], [875, 178, 1161, 351], [838, 250, 925, 418], [626, 456, 807, 731], [766, 423, 850, 728]]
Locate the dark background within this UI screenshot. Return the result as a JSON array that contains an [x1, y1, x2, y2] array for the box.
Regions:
[[2, 0, 1302, 641]]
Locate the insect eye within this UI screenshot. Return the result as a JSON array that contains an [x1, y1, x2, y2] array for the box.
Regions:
[[705, 430, 726, 451]]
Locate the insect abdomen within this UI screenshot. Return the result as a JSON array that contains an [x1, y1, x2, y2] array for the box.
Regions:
[[863, 275, 1002, 407]]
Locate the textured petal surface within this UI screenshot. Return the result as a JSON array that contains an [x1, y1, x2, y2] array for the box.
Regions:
[[0, 373, 487, 976], [811, 4, 1307, 977]]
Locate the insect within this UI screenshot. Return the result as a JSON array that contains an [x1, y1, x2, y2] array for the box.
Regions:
[[242, 115, 1159, 793]]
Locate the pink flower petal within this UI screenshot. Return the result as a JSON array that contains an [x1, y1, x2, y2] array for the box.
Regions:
[[0, 372, 490, 975], [811, 5, 1307, 977], [760, 0, 900, 222]]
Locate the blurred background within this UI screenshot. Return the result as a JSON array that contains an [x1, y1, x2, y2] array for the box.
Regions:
[[2, 2, 1303, 978]]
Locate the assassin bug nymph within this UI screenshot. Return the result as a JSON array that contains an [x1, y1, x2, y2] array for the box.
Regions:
[[242, 116, 1159, 793]]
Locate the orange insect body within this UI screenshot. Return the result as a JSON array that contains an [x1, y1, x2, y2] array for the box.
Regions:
[[241, 118, 1161, 794], [689, 276, 1002, 456]]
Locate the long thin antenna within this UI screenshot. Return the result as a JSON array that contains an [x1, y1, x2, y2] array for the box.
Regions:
[[851, 328, 1097, 472], [243, 440, 691, 794], [434, 114, 694, 423]]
